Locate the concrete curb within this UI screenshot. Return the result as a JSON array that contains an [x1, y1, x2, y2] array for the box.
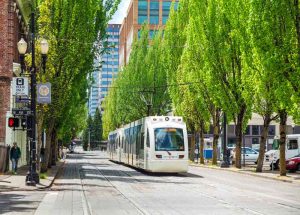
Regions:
[[36, 160, 65, 190], [189, 163, 300, 184]]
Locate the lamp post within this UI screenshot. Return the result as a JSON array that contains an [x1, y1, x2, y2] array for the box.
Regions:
[[17, 12, 49, 185], [220, 112, 229, 168]]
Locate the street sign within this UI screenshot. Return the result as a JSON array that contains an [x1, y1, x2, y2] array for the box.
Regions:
[[37, 83, 51, 104], [12, 108, 32, 116], [12, 77, 29, 96], [16, 96, 30, 103]]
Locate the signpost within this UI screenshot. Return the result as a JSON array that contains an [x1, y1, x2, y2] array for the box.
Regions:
[[12, 77, 29, 96]]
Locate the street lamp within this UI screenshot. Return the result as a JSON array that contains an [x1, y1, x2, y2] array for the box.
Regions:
[[40, 39, 49, 72], [17, 38, 27, 75], [17, 12, 49, 186]]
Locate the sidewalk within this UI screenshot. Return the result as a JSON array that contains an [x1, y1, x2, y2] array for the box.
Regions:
[[190, 162, 300, 184], [0, 160, 64, 192]]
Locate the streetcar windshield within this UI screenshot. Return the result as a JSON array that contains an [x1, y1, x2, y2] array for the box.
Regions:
[[154, 128, 184, 151]]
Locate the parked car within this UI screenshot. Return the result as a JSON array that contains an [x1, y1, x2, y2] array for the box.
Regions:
[[286, 154, 300, 172], [232, 147, 259, 164]]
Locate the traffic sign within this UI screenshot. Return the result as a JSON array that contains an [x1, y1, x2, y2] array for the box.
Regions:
[[16, 96, 30, 103], [12, 77, 29, 96], [12, 108, 32, 116]]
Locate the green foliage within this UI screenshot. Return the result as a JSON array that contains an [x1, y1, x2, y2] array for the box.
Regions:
[[91, 108, 103, 145], [35, 0, 120, 165], [102, 0, 299, 170], [82, 109, 103, 150], [103, 25, 171, 138], [82, 115, 93, 151]]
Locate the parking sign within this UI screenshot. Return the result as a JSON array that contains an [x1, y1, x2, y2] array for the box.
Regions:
[[12, 77, 29, 96]]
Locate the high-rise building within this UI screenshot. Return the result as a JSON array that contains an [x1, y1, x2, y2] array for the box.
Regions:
[[88, 63, 101, 116], [88, 24, 121, 116], [119, 0, 178, 68]]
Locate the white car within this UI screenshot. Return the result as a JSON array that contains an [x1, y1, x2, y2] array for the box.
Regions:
[[232, 147, 259, 164]]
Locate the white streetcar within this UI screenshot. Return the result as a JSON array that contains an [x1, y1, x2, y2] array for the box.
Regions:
[[108, 116, 189, 173]]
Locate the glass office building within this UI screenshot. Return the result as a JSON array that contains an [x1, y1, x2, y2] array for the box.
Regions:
[[88, 24, 121, 116], [119, 0, 179, 67]]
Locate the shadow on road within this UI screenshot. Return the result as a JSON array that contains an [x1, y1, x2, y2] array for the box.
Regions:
[[0, 192, 40, 213]]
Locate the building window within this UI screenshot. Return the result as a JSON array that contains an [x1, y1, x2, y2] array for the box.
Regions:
[[150, 1, 159, 24], [162, 1, 171, 24], [252, 125, 259, 135], [138, 1, 148, 24], [162, 1, 179, 24], [252, 137, 259, 145], [245, 126, 250, 135], [149, 30, 158, 39], [228, 138, 237, 147], [268, 125, 275, 136], [228, 125, 235, 135], [101, 81, 111, 85], [102, 74, 113, 79]]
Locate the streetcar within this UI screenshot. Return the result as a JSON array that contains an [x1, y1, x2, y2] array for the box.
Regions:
[[107, 116, 189, 173]]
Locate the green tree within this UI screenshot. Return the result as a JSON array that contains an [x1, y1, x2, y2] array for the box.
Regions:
[[37, 0, 120, 172], [248, 0, 299, 175], [83, 115, 93, 151], [91, 108, 103, 149]]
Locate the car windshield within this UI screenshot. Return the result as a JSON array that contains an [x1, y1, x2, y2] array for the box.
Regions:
[[154, 128, 184, 151]]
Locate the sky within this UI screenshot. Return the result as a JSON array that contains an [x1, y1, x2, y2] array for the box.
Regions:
[[109, 0, 131, 24]]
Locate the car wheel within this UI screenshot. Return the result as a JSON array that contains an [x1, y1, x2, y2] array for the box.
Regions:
[[297, 163, 300, 172]]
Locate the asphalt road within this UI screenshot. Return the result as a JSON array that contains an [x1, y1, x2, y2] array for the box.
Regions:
[[1, 147, 300, 215]]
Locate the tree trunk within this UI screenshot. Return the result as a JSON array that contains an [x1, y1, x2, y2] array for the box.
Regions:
[[256, 113, 271, 172], [51, 130, 57, 166], [199, 121, 205, 164], [279, 110, 287, 176], [190, 131, 196, 161], [212, 108, 221, 165], [41, 120, 54, 173], [235, 104, 247, 169]]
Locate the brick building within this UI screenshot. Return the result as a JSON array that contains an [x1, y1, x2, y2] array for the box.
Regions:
[[119, 0, 178, 68], [0, 0, 30, 172]]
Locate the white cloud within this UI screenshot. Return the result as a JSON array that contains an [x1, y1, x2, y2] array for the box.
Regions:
[[109, 0, 131, 24]]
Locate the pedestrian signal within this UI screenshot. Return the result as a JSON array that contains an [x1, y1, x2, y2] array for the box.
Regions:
[[8, 117, 20, 128], [21, 118, 27, 129]]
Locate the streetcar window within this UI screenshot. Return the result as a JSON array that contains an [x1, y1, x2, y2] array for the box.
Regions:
[[154, 128, 184, 151], [146, 129, 150, 147], [141, 132, 144, 150]]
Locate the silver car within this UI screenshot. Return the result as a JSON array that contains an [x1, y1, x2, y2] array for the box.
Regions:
[[232, 147, 259, 164]]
